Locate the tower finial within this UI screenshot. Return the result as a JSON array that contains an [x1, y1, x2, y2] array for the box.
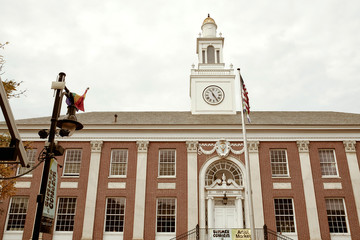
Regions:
[[208, 13, 210, 17]]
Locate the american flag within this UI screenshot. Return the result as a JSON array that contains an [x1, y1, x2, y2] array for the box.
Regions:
[[240, 73, 251, 123]]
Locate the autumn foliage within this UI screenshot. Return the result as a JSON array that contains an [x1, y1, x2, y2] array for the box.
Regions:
[[0, 42, 26, 203]]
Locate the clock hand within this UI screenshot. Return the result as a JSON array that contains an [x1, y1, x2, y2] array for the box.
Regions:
[[211, 91, 217, 99]]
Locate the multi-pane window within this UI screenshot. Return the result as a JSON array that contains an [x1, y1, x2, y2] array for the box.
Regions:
[[55, 197, 77, 231], [157, 198, 176, 233], [326, 199, 348, 233], [6, 197, 29, 231], [159, 149, 176, 177], [18, 149, 37, 176], [110, 149, 128, 176], [105, 197, 126, 232], [270, 149, 289, 177], [63, 149, 82, 176], [319, 149, 338, 177], [274, 198, 296, 233]]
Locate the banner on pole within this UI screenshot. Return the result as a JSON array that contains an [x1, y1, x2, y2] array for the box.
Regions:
[[211, 229, 251, 240], [40, 158, 58, 233]]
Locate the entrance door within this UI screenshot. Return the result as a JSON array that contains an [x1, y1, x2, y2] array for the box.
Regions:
[[214, 206, 236, 228]]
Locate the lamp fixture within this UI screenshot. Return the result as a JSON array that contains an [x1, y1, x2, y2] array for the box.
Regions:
[[223, 193, 228, 205], [57, 105, 83, 136]]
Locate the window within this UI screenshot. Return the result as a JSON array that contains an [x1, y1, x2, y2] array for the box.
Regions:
[[207, 45, 215, 64], [326, 198, 348, 233], [202, 50, 206, 63], [105, 197, 126, 232], [110, 149, 128, 176], [216, 50, 220, 63], [6, 197, 29, 231], [159, 149, 176, 177], [55, 197, 77, 231], [274, 198, 296, 233], [319, 149, 338, 177], [270, 149, 289, 177], [18, 149, 37, 176], [63, 149, 82, 176], [157, 198, 176, 233]]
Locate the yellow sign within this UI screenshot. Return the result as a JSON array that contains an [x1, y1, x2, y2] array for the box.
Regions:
[[232, 229, 251, 240]]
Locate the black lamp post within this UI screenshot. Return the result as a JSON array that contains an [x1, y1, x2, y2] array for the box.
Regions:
[[32, 72, 83, 240]]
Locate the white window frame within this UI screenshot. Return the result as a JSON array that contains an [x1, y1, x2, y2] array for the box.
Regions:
[[270, 149, 290, 177], [54, 197, 77, 232], [17, 149, 37, 177], [319, 149, 339, 178], [109, 149, 128, 177], [274, 198, 297, 234], [62, 149, 82, 177], [104, 197, 126, 233], [158, 149, 176, 178], [325, 198, 350, 235], [5, 196, 29, 231], [156, 198, 176, 234]]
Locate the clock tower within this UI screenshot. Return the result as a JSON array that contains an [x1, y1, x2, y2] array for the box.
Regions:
[[190, 15, 236, 115]]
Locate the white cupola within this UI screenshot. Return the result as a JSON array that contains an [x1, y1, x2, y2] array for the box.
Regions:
[[201, 14, 217, 37]]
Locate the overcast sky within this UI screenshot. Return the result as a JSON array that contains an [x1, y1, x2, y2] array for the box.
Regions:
[[1, 0, 360, 120]]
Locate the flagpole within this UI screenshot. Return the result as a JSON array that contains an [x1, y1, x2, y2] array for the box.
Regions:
[[238, 68, 255, 239]]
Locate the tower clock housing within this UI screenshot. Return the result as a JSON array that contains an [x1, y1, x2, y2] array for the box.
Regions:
[[190, 15, 236, 115]]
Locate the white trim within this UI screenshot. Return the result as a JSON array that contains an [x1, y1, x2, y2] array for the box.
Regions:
[[344, 150, 360, 226], [104, 197, 126, 234], [273, 198, 297, 234], [270, 149, 290, 177], [158, 149, 176, 177], [108, 182, 126, 189], [155, 198, 177, 234], [273, 182, 292, 189], [323, 182, 342, 189], [157, 183, 176, 189], [319, 149, 339, 177], [199, 156, 246, 228], [14, 181, 31, 188], [60, 182, 78, 189], [62, 149, 82, 177], [109, 149, 128, 177], [326, 198, 351, 235], [298, 147, 322, 239]]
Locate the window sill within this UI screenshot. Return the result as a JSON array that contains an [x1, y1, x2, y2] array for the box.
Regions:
[[61, 176, 80, 178], [158, 176, 176, 179], [108, 176, 127, 179], [272, 176, 291, 179], [321, 176, 340, 179]]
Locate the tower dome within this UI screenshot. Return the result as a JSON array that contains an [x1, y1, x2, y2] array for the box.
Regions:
[[201, 14, 217, 37]]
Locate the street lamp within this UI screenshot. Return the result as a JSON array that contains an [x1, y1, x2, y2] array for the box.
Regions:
[[32, 72, 83, 240]]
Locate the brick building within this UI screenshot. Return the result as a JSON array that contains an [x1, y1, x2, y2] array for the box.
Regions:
[[0, 16, 360, 240]]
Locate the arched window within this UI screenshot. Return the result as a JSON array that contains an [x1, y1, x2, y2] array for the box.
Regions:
[[207, 45, 215, 64], [205, 160, 243, 186]]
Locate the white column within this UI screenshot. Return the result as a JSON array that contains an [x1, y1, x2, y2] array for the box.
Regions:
[[81, 141, 103, 240], [248, 141, 264, 228], [187, 141, 198, 231], [297, 141, 321, 240], [132, 141, 149, 240], [236, 197, 244, 228], [343, 141, 360, 225], [207, 197, 214, 229]]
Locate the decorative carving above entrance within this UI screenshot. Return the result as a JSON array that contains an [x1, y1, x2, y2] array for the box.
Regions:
[[198, 139, 244, 158]]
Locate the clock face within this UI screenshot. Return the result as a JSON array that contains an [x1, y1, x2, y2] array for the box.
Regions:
[[202, 85, 225, 105]]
